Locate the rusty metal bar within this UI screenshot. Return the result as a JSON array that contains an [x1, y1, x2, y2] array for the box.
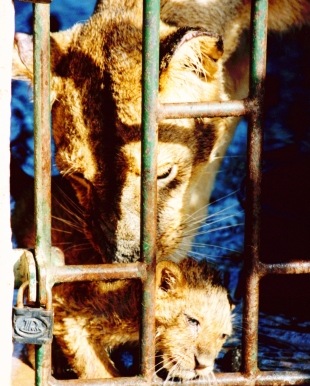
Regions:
[[49, 376, 149, 385], [140, 0, 160, 380], [51, 262, 147, 284], [215, 372, 310, 385], [158, 99, 249, 119], [47, 370, 310, 385], [259, 261, 310, 276], [242, 0, 268, 379], [33, 3, 52, 385]]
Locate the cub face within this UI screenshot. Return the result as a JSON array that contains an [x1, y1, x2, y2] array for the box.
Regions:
[[155, 259, 233, 380], [13, 6, 231, 263]]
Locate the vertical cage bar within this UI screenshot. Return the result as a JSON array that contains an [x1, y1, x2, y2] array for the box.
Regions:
[[33, 3, 52, 385], [140, 0, 160, 380], [33, 2, 51, 307], [242, 0, 268, 377]]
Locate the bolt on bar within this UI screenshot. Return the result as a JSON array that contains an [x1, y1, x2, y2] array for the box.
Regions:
[[140, 0, 160, 380], [33, 2, 52, 385]]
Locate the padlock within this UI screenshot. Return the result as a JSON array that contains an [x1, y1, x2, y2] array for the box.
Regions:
[[12, 281, 53, 344]]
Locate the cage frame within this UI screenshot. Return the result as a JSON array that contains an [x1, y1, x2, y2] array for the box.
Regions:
[[10, 0, 310, 385]]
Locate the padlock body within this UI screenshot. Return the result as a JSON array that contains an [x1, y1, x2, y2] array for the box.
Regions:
[[13, 306, 53, 344]]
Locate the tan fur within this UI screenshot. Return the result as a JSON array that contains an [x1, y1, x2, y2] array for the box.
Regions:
[[161, 0, 310, 58], [48, 258, 232, 379]]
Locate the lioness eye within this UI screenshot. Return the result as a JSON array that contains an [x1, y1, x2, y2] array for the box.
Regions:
[[157, 167, 173, 180], [185, 314, 199, 327], [157, 164, 178, 187], [221, 333, 228, 339]]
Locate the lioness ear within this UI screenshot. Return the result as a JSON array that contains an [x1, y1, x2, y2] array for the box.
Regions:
[[160, 27, 223, 79], [156, 260, 185, 294], [12, 33, 34, 82], [12, 25, 80, 82], [159, 28, 224, 99]]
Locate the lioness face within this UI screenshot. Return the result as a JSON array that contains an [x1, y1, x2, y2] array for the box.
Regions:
[[13, 8, 231, 263]]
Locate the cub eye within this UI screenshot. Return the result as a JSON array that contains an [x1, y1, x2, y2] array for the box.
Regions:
[[221, 333, 229, 340], [185, 314, 199, 327]]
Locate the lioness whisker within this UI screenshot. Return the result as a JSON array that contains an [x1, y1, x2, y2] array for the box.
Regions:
[[181, 221, 243, 241], [188, 242, 241, 254], [183, 189, 240, 223], [183, 212, 243, 236], [188, 222, 244, 238]]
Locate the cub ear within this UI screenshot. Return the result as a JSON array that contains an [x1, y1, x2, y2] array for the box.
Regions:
[[156, 260, 186, 295], [12, 33, 34, 82], [159, 27, 224, 99]]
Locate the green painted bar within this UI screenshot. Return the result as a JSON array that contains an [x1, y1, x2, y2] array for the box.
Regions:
[[242, 0, 268, 377], [140, 0, 160, 379], [33, 3, 52, 385], [33, 2, 51, 304]]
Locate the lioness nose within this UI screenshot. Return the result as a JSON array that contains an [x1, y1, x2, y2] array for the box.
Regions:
[[194, 355, 213, 371]]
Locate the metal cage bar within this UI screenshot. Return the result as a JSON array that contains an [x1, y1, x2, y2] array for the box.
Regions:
[[33, 3, 53, 385], [12, 0, 310, 385], [242, 0, 268, 378], [140, 0, 160, 379]]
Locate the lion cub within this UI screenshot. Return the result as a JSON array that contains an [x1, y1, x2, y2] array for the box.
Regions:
[[51, 257, 233, 380]]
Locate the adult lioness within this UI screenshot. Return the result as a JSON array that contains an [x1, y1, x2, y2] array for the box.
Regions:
[[12, 0, 310, 265], [12, 0, 235, 264]]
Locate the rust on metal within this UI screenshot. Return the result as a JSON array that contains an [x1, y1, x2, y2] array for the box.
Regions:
[[51, 262, 147, 284], [32, 3, 53, 385], [49, 376, 152, 385], [46, 370, 310, 385], [259, 261, 310, 276]]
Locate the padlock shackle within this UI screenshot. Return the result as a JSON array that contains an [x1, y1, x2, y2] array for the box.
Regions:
[[16, 280, 29, 309], [16, 280, 53, 310]]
